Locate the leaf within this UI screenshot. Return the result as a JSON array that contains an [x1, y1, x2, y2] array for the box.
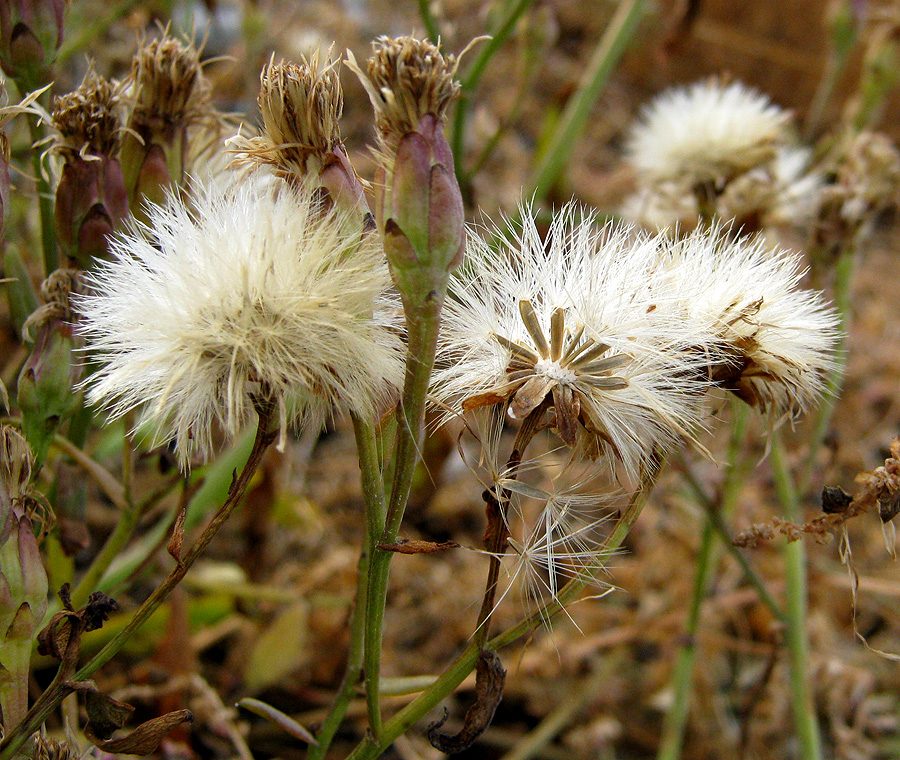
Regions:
[[85, 709, 193, 755], [242, 602, 309, 692], [236, 698, 317, 745], [83, 687, 135, 740]]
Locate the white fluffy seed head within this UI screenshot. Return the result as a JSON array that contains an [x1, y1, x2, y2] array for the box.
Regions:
[[627, 79, 790, 185], [431, 204, 717, 482], [650, 226, 841, 417], [78, 174, 404, 467]]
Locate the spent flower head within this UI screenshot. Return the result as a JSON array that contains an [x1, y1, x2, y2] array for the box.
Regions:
[[431, 204, 715, 480], [232, 53, 367, 215], [78, 174, 404, 467], [50, 69, 129, 266]]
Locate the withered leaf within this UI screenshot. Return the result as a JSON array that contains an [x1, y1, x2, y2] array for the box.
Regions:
[[377, 538, 460, 554], [82, 592, 119, 632], [83, 686, 135, 739], [84, 709, 193, 755], [427, 649, 506, 753]]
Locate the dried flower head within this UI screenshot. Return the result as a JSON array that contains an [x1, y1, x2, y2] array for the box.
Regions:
[[51, 70, 122, 157], [128, 33, 210, 135], [78, 175, 404, 467], [653, 227, 841, 416], [232, 53, 367, 215], [348, 35, 460, 160], [348, 35, 465, 299], [627, 79, 790, 185], [244, 53, 342, 173], [431, 205, 714, 480]]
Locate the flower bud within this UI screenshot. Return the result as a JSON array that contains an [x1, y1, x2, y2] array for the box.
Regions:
[[0, 426, 31, 546], [348, 36, 465, 299], [0, 512, 48, 726], [51, 72, 128, 267], [17, 270, 82, 468], [0, 0, 64, 88]]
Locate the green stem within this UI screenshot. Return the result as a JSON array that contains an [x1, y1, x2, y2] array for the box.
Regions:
[[417, 0, 441, 43], [363, 292, 445, 740], [450, 0, 535, 179], [798, 244, 855, 493], [71, 413, 139, 609], [347, 473, 658, 760], [657, 402, 750, 759], [0, 405, 276, 760], [680, 466, 786, 625], [526, 0, 646, 205], [656, 518, 716, 760], [500, 654, 621, 760], [770, 432, 823, 760], [25, 113, 57, 275], [69, 499, 142, 610], [72, 408, 275, 681], [307, 416, 385, 760]]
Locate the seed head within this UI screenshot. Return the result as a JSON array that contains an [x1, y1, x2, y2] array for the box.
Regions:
[[431, 204, 714, 481], [653, 226, 841, 417], [627, 79, 790, 186], [78, 175, 404, 467]]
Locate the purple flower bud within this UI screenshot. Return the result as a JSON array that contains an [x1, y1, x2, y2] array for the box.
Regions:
[[0, 0, 64, 87]]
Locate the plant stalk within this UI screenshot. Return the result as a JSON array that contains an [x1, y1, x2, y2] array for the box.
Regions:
[[0, 403, 277, 760], [527, 0, 646, 205], [770, 432, 823, 760], [346, 469, 659, 760], [308, 415, 386, 759], [363, 291, 445, 739]]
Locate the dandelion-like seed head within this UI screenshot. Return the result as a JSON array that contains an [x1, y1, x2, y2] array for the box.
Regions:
[[51, 70, 121, 156], [432, 204, 714, 480], [657, 227, 841, 416], [349, 35, 460, 159], [78, 175, 405, 467], [627, 79, 790, 185]]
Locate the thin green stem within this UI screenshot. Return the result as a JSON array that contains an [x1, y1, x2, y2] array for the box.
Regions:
[[450, 0, 535, 179], [347, 473, 658, 760], [417, 0, 441, 43], [770, 432, 823, 760], [308, 416, 385, 760], [799, 244, 855, 493], [363, 293, 445, 740], [656, 518, 716, 760], [25, 114, 57, 275], [72, 406, 275, 681], [0, 406, 276, 760], [658, 403, 751, 759], [500, 654, 621, 760], [679, 466, 786, 625], [526, 0, 646, 205]]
